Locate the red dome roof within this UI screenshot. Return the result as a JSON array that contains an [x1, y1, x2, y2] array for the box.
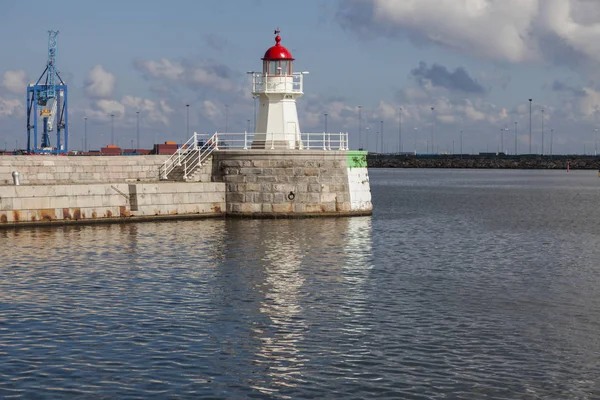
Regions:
[[262, 35, 294, 60]]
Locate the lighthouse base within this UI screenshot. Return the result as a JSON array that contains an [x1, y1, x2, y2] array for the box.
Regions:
[[211, 150, 372, 217]]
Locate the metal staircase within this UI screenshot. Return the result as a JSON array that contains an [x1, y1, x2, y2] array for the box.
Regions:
[[159, 132, 219, 181]]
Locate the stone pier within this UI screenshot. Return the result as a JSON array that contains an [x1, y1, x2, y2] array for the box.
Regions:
[[212, 150, 372, 217]]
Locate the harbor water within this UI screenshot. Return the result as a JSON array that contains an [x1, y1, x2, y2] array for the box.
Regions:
[[1, 168, 600, 399]]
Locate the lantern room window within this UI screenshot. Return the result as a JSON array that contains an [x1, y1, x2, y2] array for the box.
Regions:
[[263, 60, 293, 76]]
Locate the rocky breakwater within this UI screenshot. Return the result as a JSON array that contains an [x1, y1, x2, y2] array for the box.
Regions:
[[368, 154, 600, 170]]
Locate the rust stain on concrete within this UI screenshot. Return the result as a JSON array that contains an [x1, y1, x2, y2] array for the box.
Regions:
[[0, 214, 7, 223], [31, 215, 37, 221], [92, 211, 97, 219], [73, 208, 82, 220], [40, 209, 56, 221], [119, 206, 130, 217], [63, 208, 72, 220], [12, 210, 20, 222], [211, 204, 222, 213], [106, 210, 113, 218]]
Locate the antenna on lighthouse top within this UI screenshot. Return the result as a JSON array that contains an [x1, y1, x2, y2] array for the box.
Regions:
[[274, 28, 280, 35]]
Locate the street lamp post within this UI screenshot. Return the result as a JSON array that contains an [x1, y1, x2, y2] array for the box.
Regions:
[[225, 104, 228, 133], [253, 95, 258, 133], [358, 105, 362, 150], [324, 113, 328, 133], [110, 114, 115, 145], [514, 121, 518, 155], [365, 126, 370, 152], [528, 99, 532, 154], [550, 128, 554, 157], [186, 104, 190, 143], [84, 117, 87, 152], [460, 129, 463, 159], [380, 120, 384, 153], [398, 107, 402, 153], [247, 119, 251, 133], [541, 108, 545, 155], [414, 127, 418, 154], [595, 128, 599, 156], [431, 107, 435, 154], [136, 111, 140, 149]]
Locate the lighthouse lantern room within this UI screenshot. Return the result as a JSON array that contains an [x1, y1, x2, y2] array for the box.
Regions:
[[249, 30, 307, 149]]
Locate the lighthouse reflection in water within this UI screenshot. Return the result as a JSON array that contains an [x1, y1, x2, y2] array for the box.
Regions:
[[0, 217, 374, 398]]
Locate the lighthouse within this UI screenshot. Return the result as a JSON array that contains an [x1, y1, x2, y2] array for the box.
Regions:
[[249, 30, 307, 149]]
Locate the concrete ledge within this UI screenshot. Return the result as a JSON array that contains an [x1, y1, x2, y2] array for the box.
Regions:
[[225, 210, 372, 219], [0, 212, 224, 229]]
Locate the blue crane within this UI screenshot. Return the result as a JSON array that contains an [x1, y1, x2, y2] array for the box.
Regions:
[[26, 30, 69, 154]]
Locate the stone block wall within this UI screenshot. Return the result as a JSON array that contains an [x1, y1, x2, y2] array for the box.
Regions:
[[0, 155, 172, 185], [212, 150, 372, 217], [0, 182, 225, 226]]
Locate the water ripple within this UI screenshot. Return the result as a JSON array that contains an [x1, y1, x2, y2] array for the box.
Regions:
[[1, 171, 600, 398]]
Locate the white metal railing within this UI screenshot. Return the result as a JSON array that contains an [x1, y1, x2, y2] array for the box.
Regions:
[[159, 132, 219, 180], [250, 72, 305, 94], [194, 132, 350, 151]]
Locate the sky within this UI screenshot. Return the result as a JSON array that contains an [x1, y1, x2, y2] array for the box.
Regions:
[[2, 0, 600, 154]]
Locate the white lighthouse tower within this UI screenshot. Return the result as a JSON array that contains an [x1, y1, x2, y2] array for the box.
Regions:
[[250, 30, 307, 149]]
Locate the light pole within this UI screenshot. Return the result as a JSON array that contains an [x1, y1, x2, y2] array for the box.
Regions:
[[541, 109, 545, 155], [460, 129, 463, 159], [186, 104, 190, 142], [324, 113, 328, 133], [247, 119, 251, 133], [514, 121, 518, 155], [253, 95, 258, 132], [365, 126, 370, 152], [431, 107, 435, 154], [110, 114, 114, 145], [413, 126, 419, 156], [550, 128, 554, 156], [84, 117, 87, 152], [595, 128, 599, 156], [225, 104, 228, 133], [358, 105, 362, 150], [398, 107, 402, 153], [136, 111, 140, 149], [380, 120, 384, 153], [528, 99, 532, 153]]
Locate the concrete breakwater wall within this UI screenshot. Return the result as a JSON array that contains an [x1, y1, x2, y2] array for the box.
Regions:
[[0, 155, 170, 185], [0, 150, 372, 227], [368, 155, 600, 169], [0, 155, 223, 227], [0, 182, 225, 227]]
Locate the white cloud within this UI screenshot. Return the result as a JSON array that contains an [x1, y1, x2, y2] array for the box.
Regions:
[[121, 95, 173, 126], [135, 58, 239, 93], [339, 0, 600, 70], [202, 100, 221, 119], [137, 58, 185, 81], [85, 65, 116, 98], [0, 97, 23, 117], [2, 70, 28, 94]]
